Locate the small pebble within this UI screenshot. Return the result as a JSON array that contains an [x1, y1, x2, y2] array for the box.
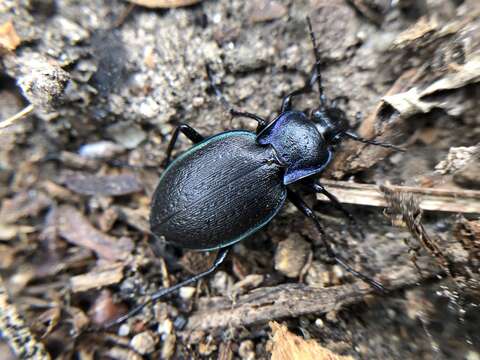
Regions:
[[78, 141, 124, 159], [130, 331, 158, 355], [157, 318, 173, 336], [179, 286, 196, 300], [274, 234, 311, 278], [238, 340, 255, 360], [198, 341, 217, 356], [161, 334, 176, 359]]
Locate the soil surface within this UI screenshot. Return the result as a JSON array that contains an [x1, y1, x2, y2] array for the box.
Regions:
[[1, 0, 480, 359]]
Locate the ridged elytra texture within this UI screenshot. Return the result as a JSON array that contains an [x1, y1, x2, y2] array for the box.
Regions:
[[150, 131, 286, 250]]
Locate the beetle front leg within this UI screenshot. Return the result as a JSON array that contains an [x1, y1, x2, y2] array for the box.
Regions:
[[287, 189, 386, 293], [230, 109, 268, 133], [163, 124, 205, 167]]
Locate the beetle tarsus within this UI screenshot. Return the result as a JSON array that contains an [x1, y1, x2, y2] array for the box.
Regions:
[[101, 247, 230, 330]]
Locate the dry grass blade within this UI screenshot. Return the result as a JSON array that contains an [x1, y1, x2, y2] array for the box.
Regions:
[[0, 104, 34, 131], [381, 185, 453, 277]]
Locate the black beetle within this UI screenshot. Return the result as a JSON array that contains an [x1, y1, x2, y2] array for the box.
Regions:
[[106, 18, 404, 328]]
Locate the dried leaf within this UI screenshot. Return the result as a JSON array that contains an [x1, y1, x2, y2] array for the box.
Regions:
[[65, 173, 143, 196], [127, 0, 201, 8], [383, 55, 480, 118], [56, 205, 133, 261], [269, 322, 354, 360], [0, 21, 21, 53], [70, 262, 125, 292], [392, 16, 439, 49]]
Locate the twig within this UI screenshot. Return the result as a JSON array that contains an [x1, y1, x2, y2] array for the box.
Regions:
[[0, 276, 51, 359], [0, 104, 34, 130], [317, 180, 480, 214], [183, 263, 428, 332]]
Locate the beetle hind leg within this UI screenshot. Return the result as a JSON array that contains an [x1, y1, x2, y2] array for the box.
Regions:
[[287, 189, 386, 293], [99, 247, 230, 330]]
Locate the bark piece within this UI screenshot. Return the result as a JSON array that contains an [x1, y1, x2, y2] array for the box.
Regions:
[[0, 21, 21, 52], [65, 173, 143, 196], [70, 263, 125, 292], [269, 321, 354, 360], [56, 205, 133, 261], [0, 190, 51, 224]]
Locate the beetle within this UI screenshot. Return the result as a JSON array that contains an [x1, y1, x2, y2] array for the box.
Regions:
[[105, 18, 404, 328]]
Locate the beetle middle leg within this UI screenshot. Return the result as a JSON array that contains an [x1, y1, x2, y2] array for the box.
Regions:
[[163, 124, 205, 167], [101, 247, 230, 329], [303, 180, 365, 239], [287, 189, 386, 292]]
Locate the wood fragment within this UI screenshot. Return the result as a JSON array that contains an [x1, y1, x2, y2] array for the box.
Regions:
[[182, 235, 466, 332], [269, 321, 354, 360], [316, 180, 480, 214], [0, 276, 51, 359], [70, 263, 125, 292], [64, 173, 143, 196], [0, 190, 51, 224], [56, 205, 133, 261], [0, 21, 21, 53]]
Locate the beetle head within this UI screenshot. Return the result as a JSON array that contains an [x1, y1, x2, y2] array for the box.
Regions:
[[311, 107, 349, 145]]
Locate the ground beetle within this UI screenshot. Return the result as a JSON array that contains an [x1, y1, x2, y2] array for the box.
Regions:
[[105, 18, 404, 328]]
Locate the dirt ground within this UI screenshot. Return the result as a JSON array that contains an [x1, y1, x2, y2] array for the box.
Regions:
[[1, 0, 480, 359]]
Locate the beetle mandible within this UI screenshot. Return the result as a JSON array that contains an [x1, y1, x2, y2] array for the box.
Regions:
[[106, 17, 404, 328]]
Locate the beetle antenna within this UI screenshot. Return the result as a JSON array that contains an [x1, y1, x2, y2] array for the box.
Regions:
[[306, 16, 327, 109], [344, 131, 405, 152]]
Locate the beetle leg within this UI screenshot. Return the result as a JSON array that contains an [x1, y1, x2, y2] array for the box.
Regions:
[[206, 65, 268, 133], [281, 67, 318, 113], [163, 124, 205, 167], [101, 247, 230, 329], [287, 189, 386, 293], [310, 182, 365, 240], [230, 109, 268, 133]]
